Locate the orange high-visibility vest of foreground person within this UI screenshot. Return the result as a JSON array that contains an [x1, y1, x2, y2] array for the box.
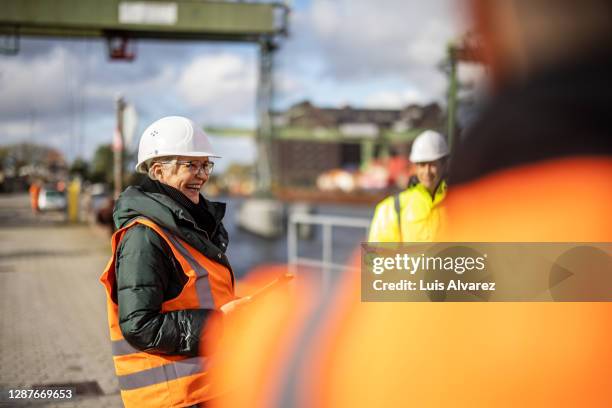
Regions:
[[207, 264, 317, 408], [29, 181, 41, 213], [310, 158, 612, 408], [206, 0, 612, 404], [208, 163, 612, 408]]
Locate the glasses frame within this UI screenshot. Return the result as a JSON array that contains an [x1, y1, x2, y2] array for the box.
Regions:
[[158, 159, 215, 176]]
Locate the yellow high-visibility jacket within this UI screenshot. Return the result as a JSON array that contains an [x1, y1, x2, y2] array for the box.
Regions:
[[368, 181, 447, 242]]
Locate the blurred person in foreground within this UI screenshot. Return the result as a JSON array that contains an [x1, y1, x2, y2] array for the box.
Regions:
[[100, 116, 250, 408], [444, 0, 612, 242], [208, 1, 612, 407], [368, 130, 449, 242]]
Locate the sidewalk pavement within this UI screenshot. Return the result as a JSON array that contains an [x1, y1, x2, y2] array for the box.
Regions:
[[0, 193, 122, 407]]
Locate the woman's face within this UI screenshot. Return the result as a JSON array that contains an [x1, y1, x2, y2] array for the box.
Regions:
[[154, 156, 210, 204]]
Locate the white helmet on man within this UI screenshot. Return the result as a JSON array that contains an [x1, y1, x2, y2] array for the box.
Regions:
[[135, 116, 220, 173], [409, 130, 450, 163]]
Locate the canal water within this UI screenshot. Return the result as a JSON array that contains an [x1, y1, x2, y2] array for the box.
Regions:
[[220, 196, 375, 279], [206, 135, 376, 279]]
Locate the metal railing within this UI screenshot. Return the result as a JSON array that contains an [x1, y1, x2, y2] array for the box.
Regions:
[[287, 212, 371, 292]]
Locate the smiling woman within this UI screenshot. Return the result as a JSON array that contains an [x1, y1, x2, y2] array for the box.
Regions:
[[100, 116, 250, 407]]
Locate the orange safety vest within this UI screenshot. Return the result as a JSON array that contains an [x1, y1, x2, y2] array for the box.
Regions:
[[209, 157, 612, 408], [100, 217, 234, 408], [29, 183, 40, 211]]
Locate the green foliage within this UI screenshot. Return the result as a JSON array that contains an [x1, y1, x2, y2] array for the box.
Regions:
[[0, 147, 8, 170], [88, 144, 140, 188], [90, 144, 114, 184], [69, 157, 89, 179], [0, 143, 60, 167]]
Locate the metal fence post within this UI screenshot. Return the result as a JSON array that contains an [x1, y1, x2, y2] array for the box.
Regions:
[[322, 223, 332, 292], [288, 213, 298, 276]]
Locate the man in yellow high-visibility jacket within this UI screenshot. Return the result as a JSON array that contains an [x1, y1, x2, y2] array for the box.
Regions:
[[368, 130, 449, 242]]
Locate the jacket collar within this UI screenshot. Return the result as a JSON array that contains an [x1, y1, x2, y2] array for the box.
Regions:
[[113, 185, 225, 234], [411, 180, 447, 205]]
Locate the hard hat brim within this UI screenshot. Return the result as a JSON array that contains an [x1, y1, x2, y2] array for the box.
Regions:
[[409, 152, 449, 163]]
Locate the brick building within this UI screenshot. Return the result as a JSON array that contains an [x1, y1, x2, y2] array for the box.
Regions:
[[271, 100, 445, 187]]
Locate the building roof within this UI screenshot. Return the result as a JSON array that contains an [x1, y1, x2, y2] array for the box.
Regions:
[[281, 100, 443, 131]]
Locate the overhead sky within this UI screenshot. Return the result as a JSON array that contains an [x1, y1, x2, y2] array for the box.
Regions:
[[0, 0, 466, 162]]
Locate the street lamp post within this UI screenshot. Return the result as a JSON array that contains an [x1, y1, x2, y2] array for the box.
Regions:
[[113, 96, 126, 200]]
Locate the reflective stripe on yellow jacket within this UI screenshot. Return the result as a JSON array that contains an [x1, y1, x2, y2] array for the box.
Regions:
[[99, 217, 234, 408], [368, 181, 447, 242]]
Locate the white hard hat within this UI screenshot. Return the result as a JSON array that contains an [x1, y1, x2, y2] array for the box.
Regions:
[[409, 130, 449, 163], [135, 116, 220, 173]]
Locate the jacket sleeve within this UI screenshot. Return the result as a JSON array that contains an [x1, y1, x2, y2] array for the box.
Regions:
[[115, 225, 222, 357], [368, 197, 401, 242]]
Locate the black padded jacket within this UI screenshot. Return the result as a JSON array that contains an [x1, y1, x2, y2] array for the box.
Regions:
[[112, 185, 233, 357]]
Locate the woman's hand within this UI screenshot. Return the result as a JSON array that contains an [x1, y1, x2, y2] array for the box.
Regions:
[[220, 296, 252, 315]]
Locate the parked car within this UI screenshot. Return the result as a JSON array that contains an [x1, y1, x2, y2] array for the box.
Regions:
[[38, 188, 67, 211]]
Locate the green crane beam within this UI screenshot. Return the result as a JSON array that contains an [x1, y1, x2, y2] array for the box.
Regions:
[[0, 0, 286, 41]]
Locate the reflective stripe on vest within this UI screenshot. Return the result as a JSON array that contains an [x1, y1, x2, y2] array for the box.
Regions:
[[165, 232, 216, 310], [100, 217, 234, 408], [111, 339, 140, 356], [117, 356, 206, 391]]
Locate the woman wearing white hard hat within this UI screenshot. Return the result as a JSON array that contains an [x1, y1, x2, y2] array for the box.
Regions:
[[100, 116, 247, 407], [368, 129, 449, 242]]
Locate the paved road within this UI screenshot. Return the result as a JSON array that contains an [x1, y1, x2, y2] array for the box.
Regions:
[[0, 194, 122, 407]]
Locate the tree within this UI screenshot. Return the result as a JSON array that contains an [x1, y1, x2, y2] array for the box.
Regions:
[[0, 147, 8, 170], [90, 144, 114, 184], [69, 157, 90, 179]]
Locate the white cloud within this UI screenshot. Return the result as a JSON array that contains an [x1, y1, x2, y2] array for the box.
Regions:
[[275, 0, 461, 108], [307, 0, 458, 77], [83, 64, 177, 104], [275, 71, 304, 95], [176, 52, 257, 125], [0, 120, 43, 140], [0, 40, 191, 159], [364, 89, 427, 108], [0, 47, 77, 118]]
